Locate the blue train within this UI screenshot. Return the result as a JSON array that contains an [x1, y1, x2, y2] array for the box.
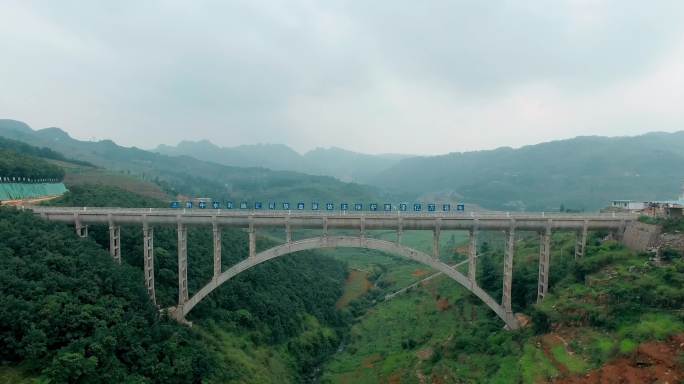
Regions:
[[169, 200, 466, 212]]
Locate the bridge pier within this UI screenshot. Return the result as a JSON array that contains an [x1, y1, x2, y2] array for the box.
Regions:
[[433, 219, 441, 259], [360, 217, 367, 246], [213, 222, 221, 279], [143, 222, 156, 304], [74, 214, 88, 238], [109, 222, 121, 264], [502, 223, 515, 319], [177, 222, 188, 306], [32, 206, 636, 330], [248, 223, 256, 258], [537, 225, 551, 303], [575, 221, 588, 259], [285, 219, 292, 243], [468, 227, 478, 285]]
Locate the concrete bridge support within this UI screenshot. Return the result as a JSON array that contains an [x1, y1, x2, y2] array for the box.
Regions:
[[109, 223, 121, 264], [213, 222, 221, 279], [575, 221, 588, 259], [74, 214, 88, 238], [537, 226, 551, 303], [248, 223, 256, 258], [143, 222, 156, 304], [285, 220, 292, 243], [433, 220, 441, 259], [34, 206, 635, 330], [468, 227, 478, 285], [177, 222, 188, 306], [502, 224, 515, 321], [322, 218, 329, 245]]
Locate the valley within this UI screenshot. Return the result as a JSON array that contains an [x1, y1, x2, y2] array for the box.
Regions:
[[0, 121, 682, 383]]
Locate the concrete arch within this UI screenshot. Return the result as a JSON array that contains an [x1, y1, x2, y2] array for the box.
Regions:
[[178, 236, 519, 329]]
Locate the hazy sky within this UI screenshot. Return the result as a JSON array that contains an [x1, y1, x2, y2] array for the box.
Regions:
[[1, 1, 684, 155]]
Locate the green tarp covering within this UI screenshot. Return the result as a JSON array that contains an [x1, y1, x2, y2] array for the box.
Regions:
[[0, 183, 67, 201]]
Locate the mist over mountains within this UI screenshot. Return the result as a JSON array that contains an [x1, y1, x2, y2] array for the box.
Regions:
[[2, 118, 684, 211], [0, 119, 383, 203], [154, 140, 410, 183]]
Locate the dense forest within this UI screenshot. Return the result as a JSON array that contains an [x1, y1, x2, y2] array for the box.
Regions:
[[0, 149, 65, 181], [0, 207, 213, 382], [373, 132, 684, 211], [0, 136, 93, 168], [320, 227, 684, 382], [36, 184, 352, 382]]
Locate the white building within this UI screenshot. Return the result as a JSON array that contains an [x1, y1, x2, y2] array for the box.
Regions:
[[610, 200, 646, 210]]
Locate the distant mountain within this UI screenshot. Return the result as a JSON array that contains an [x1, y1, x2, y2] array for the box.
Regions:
[[6, 118, 682, 212], [371, 132, 684, 211], [0, 119, 32, 133], [0, 120, 384, 203], [154, 141, 411, 183], [156, 141, 307, 172], [302, 147, 410, 182]]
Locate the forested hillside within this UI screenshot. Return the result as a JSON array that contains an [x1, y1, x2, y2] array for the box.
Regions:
[[0, 136, 98, 182], [0, 120, 384, 204], [0, 207, 213, 382], [320, 229, 684, 382], [0, 136, 93, 168], [373, 132, 684, 211], [36, 184, 353, 382], [0, 149, 64, 181]]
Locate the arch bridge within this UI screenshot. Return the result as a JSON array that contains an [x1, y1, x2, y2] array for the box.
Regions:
[[29, 207, 636, 330]]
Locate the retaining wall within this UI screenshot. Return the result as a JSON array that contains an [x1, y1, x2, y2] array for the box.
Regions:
[[0, 183, 67, 201], [622, 221, 661, 252]]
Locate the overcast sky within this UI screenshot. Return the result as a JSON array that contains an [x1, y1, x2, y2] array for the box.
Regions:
[[1, 1, 683, 155]]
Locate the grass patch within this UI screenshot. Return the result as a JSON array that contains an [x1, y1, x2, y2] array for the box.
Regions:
[[0, 365, 43, 384], [618, 338, 638, 354], [336, 270, 372, 309], [520, 343, 559, 383], [618, 313, 684, 341], [551, 345, 588, 374]]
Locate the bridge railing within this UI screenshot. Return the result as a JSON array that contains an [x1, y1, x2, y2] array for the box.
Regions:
[[25, 206, 639, 220]]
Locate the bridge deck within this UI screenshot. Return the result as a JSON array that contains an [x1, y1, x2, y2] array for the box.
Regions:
[[28, 206, 636, 230]]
